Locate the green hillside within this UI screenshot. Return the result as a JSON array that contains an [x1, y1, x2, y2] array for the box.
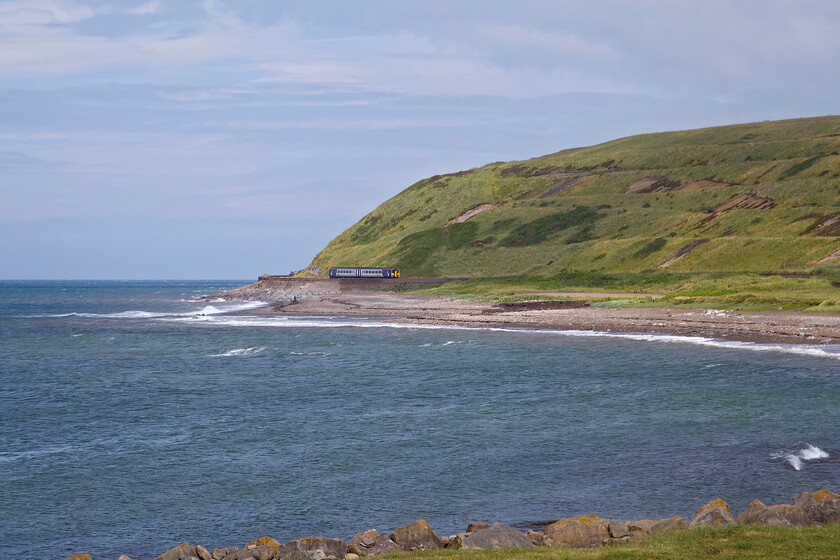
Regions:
[[306, 116, 840, 307]]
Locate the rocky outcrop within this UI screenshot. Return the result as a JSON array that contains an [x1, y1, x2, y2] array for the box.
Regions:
[[449, 523, 533, 550], [736, 500, 810, 526], [465, 521, 491, 533], [347, 530, 401, 556], [793, 490, 840, 524], [544, 514, 610, 548], [691, 499, 735, 527], [649, 516, 690, 534], [276, 537, 346, 560], [65, 555, 93, 560], [389, 520, 443, 551], [156, 543, 202, 560]]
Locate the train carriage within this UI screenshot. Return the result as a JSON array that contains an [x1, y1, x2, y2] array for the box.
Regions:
[[328, 267, 400, 278]]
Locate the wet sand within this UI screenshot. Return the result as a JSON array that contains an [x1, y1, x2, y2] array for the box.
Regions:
[[217, 283, 840, 345]]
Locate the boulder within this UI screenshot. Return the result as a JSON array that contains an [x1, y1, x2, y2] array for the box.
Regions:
[[691, 499, 735, 527], [276, 537, 346, 560], [796, 496, 840, 525], [607, 521, 630, 539], [156, 543, 201, 560], [118, 556, 133, 560], [525, 530, 547, 547], [544, 514, 610, 548], [450, 523, 533, 550], [221, 545, 277, 560], [627, 519, 658, 535], [345, 555, 359, 560], [466, 521, 491, 533], [736, 500, 810, 526], [347, 529, 401, 556], [389, 520, 443, 551], [65, 555, 93, 560], [649, 516, 689, 534], [248, 538, 282, 553]]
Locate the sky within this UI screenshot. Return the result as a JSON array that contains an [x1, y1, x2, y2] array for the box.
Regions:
[[1, 1, 839, 279]]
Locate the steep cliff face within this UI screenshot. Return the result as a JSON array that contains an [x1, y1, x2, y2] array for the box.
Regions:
[[306, 116, 840, 279]]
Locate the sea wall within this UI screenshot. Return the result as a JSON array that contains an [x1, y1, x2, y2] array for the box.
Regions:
[[64, 489, 840, 560]]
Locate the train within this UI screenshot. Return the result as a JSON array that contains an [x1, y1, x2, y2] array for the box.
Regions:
[[328, 267, 400, 278]]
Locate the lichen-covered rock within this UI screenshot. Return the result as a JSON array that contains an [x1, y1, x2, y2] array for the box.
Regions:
[[65, 555, 93, 560], [607, 521, 630, 539], [466, 521, 491, 533], [793, 491, 840, 525], [649, 516, 689, 534], [276, 537, 346, 560], [221, 545, 277, 560], [450, 523, 533, 550], [544, 515, 610, 548], [736, 500, 810, 526], [248, 537, 283, 553], [691, 499, 735, 527], [347, 529, 401, 556], [389, 520, 443, 551], [156, 543, 201, 560]]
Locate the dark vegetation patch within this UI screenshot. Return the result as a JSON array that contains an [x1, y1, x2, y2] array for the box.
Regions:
[[392, 222, 479, 276], [500, 206, 606, 247], [633, 238, 668, 259], [483, 300, 589, 314], [500, 160, 621, 178], [779, 154, 827, 180], [658, 239, 710, 268]]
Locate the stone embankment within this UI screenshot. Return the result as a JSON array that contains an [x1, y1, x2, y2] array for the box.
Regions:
[[64, 489, 840, 560]]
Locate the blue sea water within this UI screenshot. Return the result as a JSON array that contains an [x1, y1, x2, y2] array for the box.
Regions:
[[2, 280, 840, 559]]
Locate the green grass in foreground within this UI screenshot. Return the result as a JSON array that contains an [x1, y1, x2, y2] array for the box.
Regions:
[[382, 525, 840, 560]]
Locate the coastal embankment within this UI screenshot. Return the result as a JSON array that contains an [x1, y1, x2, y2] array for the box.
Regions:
[[209, 277, 840, 345], [66, 489, 840, 560]]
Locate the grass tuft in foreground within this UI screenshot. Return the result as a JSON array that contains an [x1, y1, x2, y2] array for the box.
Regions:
[[379, 524, 840, 560]]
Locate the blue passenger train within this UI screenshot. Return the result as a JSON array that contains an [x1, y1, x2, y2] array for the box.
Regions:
[[328, 267, 400, 278]]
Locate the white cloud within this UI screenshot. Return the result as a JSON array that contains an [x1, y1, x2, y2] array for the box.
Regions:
[[0, 0, 97, 26], [126, 1, 160, 16]]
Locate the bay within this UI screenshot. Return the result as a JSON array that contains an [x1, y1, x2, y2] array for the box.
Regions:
[[1, 281, 839, 559]]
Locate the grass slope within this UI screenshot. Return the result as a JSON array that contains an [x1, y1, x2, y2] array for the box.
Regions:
[[306, 116, 840, 307], [390, 524, 840, 560]]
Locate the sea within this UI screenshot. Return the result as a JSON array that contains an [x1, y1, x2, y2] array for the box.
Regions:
[[2, 280, 840, 559]]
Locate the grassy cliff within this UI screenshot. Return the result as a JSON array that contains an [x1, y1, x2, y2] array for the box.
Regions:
[[306, 116, 840, 307]]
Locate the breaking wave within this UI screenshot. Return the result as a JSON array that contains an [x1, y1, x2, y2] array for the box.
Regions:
[[211, 346, 268, 358], [36, 301, 267, 320], [772, 443, 830, 471]]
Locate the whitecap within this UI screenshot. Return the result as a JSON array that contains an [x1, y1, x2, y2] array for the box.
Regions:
[[211, 346, 268, 357], [772, 443, 830, 470]]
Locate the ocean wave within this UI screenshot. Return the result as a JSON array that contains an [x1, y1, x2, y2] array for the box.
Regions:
[[33, 301, 267, 321], [211, 346, 268, 357], [772, 443, 830, 471]]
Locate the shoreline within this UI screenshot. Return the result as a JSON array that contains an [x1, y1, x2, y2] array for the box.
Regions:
[[215, 285, 840, 347]]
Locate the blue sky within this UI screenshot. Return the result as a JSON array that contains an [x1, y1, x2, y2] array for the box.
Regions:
[[2, 0, 839, 279]]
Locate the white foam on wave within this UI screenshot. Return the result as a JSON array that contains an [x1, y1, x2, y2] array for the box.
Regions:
[[164, 313, 840, 361], [211, 346, 268, 357], [772, 443, 830, 471], [35, 300, 268, 321]]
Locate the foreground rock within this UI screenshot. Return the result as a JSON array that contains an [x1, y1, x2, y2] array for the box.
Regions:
[[736, 500, 810, 526], [794, 490, 840, 525], [449, 523, 534, 550], [650, 516, 690, 534], [691, 499, 735, 527], [544, 514, 610, 548], [389, 520, 443, 551], [347, 530, 401, 556]]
